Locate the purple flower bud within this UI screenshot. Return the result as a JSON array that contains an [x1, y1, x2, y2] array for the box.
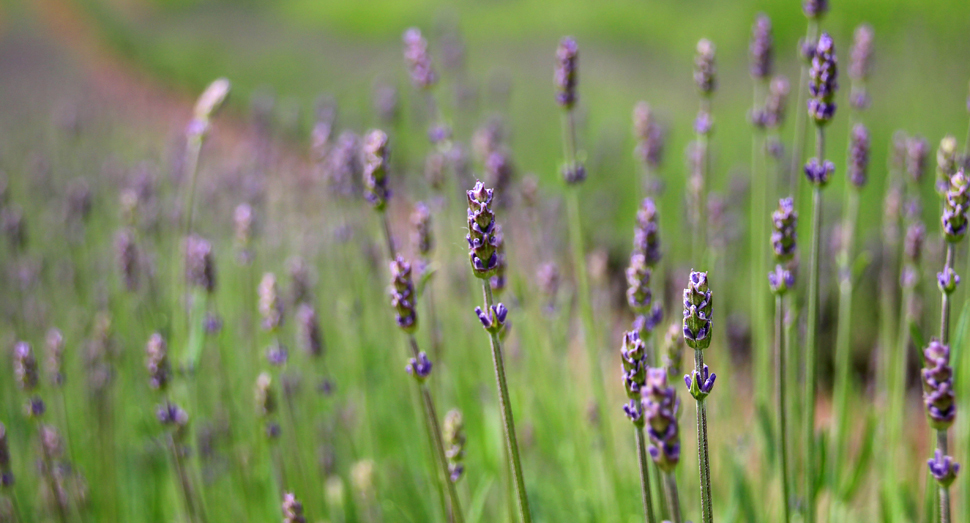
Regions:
[[389, 256, 418, 332], [807, 33, 838, 126], [763, 76, 790, 128], [411, 202, 434, 258], [922, 339, 955, 429], [694, 39, 717, 96], [406, 351, 433, 381], [633, 198, 662, 266], [848, 123, 871, 188], [266, 342, 289, 367], [626, 254, 653, 314], [633, 102, 665, 170], [803, 0, 828, 19], [554, 37, 579, 109], [694, 109, 714, 135], [489, 224, 508, 295], [768, 264, 795, 295], [475, 303, 508, 334], [749, 14, 773, 80], [24, 396, 45, 419], [620, 331, 648, 409], [938, 268, 960, 295], [633, 304, 664, 336], [928, 449, 960, 487], [157, 401, 189, 427], [685, 364, 717, 400], [561, 161, 587, 185], [683, 271, 713, 350], [804, 158, 835, 187], [799, 37, 817, 65]]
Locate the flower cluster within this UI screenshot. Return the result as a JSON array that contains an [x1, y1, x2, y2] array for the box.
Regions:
[[848, 123, 871, 189], [749, 14, 773, 80], [922, 340, 955, 430], [804, 157, 835, 187], [937, 136, 960, 195], [282, 492, 307, 523], [644, 367, 682, 472], [683, 271, 713, 350], [633, 198, 662, 266], [621, 331, 648, 425], [490, 224, 507, 294], [389, 256, 418, 333], [753, 76, 790, 129], [554, 37, 579, 109], [403, 28, 437, 90], [362, 129, 391, 211], [13, 341, 38, 391], [808, 33, 838, 125], [466, 181, 501, 278], [145, 333, 170, 391], [942, 169, 969, 243]]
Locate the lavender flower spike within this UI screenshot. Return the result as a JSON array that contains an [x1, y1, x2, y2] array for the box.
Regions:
[[282, 492, 307, 523], [296, 304, 324, 358], [634, 198, 662, 265], [406, 351, 432, 381], [185, 235, 216, 294], [922, 339, 956, 430], [771, 197, 798, 261], [808, 33, 838, 126], [0, 422, 12, 487], [389, 256, 418, 333], [768, 265, 795, 295], [258, 273, 284, 332], [403, 28, 437, 90], [626, 254, 653, 314], [45, 328, 65, 387], [937, 136, 960, 195], [849, 24, 874, 110], [749, 14, 773, 80], [929, 449, 961, 487], [362, 129, 391, 211], [804, 158, 835, 187], [683, 271, 713, 350], [694, 39, 717, 96], [443, 409, 466, 483], [685, 364, 717, 401], [621, 331, 648, 404], [907, 136, 929, 185], [644, 367, 682, 471], [803, 0, 828, 19], [146, 333, 171, 391], [554, 37, 579, 110], [942, 169, 970, 243], [466, 181, 500, 278], [848, 123, 871, 189], [13, 341, 38, 391]]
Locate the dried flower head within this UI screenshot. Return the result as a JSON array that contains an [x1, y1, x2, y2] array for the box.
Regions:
[[145, 333, 170, 391], [185, 235, 216, 294], [443, 409, 466, 482], [13, 341, 38, 391], [193, 78, 231, 123], [45, 328, 65, 387], [296, 304, 324, 358], [554, 37, 579, 109], [808, 33, 838, 125], [749, 14, 773, 80], [694, 39, 717, 96], [937, 135, 960, 195], [258, 273, 284, 332], [282, 492, 307, 523], [362, 129, 391, 211]]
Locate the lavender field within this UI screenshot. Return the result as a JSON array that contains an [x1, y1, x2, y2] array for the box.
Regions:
[[1, 0, 969, 522]]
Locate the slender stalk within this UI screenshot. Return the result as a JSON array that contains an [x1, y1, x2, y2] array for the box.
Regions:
[[408, 336, 464, 523], [830, 188, 860, 494], [751, 83, 770, 415], [693, 350, 713, 523], [664, 471, 683, 523], [635, 427, 658, 523], [776, 294, 791, 523], [938, 430, 952, 523], [181, 137, 203, 240], [937, 244, 955, 523], [804, 126, 825, 523], [381, 212, 397, 259], [482, 282, 532, 523], [169, 433, 199, 523]]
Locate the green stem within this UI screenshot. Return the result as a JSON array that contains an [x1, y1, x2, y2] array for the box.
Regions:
[[635, 427, 658, 523], [482, 282, 532, 523], [664, 471, 683, 523], [938, 430, 952, 523], [693, 350, 713, 523], [751, 83, 769, 415], [937, 245, 955, 523], [776, 294, 791, 523], [830, 188, 860, 496], [804, 125, 825, 523]]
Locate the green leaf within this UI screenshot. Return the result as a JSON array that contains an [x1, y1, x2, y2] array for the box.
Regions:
[[851, 251, 872, 283], [909, 320, 926, 355], [951, 301, 970, 368], [841, 412, 876, 500], [416, 265, 437, 297], [756, 403, 776, 469]]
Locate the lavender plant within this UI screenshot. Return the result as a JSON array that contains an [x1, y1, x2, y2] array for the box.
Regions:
[[466, 181, 531, 522], [683, 271, 715, 523], [803, 32, 838, 523], [620, 330, 657, 523], [690, 39, 716, 259]]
